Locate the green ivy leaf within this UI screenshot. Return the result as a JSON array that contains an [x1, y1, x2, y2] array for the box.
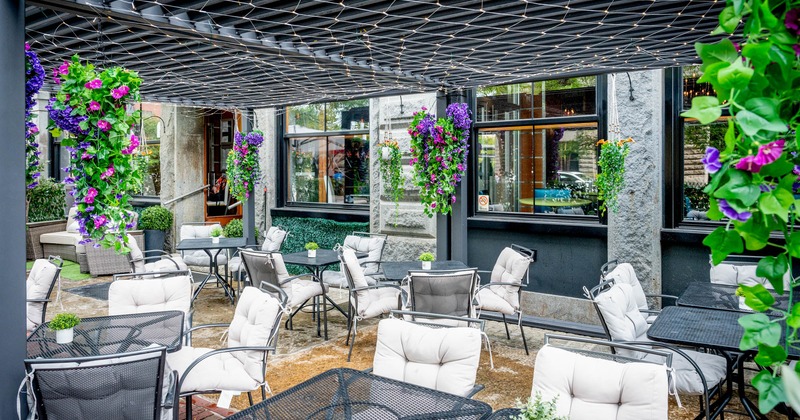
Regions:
[[714, 170, 760, 207], [757, 255, 789, 294], [681, 96, 723, 124], [717, 5, 740, 33], [736, 109, 788, 137], [742, 42, 772, 74], [697, 39, 740, 70], [739, 283, 776, 311], [787, 232, 800, 259], [723, 119, 737, 155], [755, 343, 788, 367], [753, 370, 786, 413], [739, 313, 781, 350], [718, 58, 754, 89], [707, 197, 724, 221], [759, 156, 795, 178], [704, 227, 744, 265], [787, 303, 800, 329], [758, 0, 778, 29], [736, 216, 770, 250], [758, 192, 789, 223]]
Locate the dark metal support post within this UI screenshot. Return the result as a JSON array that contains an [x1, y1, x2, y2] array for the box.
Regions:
[[447, 89, 470, 264], [434, 90, 450, 261], [241, 110, 256, 245], [1, 1, 27, 417]]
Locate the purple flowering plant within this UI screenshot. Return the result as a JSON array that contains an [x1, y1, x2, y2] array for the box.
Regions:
[[408, 103, 471, 216], [683, 0, 800, 412], [225, 130, 264, 201], [47, 55, 142, 252], [25, 43, 45, 192]]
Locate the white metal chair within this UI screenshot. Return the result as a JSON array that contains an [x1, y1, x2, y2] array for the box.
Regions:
[[475, 244, 535, 354], [532, 334, 670, 420], [166, 286, 287, 420], [26, 256, 63, 333], [24, 347, 177, 420], [323, 231, 387, 288], [338, 248, 404, 361], [585, 279, 729, 419], [371, 317, 484, 398], [600, 260, 677, 323]]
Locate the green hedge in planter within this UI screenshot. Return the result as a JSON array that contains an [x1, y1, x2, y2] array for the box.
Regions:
[[272, 216, 369, 274], [28, 178, 65, 222]]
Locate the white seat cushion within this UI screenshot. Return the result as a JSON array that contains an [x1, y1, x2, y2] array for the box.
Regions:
[[485, 247, 530, 310], [643, 349, 727, 396], [166, 346, 260, 392], [108, 275, 192, 316], [322, 270, 377, 288], [268, 253, 327, 309], [39, 231, 86, 253], [229, 256, 243, 273], [372, 318, 481, 398], [711, 261, 791, 290], [182, 249, 228, 266], [27, 259, 59, 331], [475, 288, 515, 315], [357, 287, 401, 319], [533, 345, 668, 420]]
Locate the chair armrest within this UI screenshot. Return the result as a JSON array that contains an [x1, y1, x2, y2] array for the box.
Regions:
[[362, 367, 374, 374], [177, 346, 276, 394], [476, 282, 521, 292], [26, 298, 50, 303], [231, 245, 262, 259], [279, 273, 318, 285], [131, 255, 181, 270], [465, 384, 485, 398], [183, 323, 229, 335], [645, 293, 679, 302], [389, 310, 485, 330]]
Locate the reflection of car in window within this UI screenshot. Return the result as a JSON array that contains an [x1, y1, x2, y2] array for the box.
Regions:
[[558, 171, 593, 187]]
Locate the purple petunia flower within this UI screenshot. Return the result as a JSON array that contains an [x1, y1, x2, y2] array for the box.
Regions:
[[701, 147, 722, 173], [718, 199, 752, 222], [85, 79, 102, 90], [84, 187, 98, 205], [93, 215, 108, 229], [97, 120, 111, 132], [88, 101, 100, 112], [111, 85, 130, 99], [734, 155, 763, 173], [754, 139, 785, 166], [100, 166, 115, 180], [786, 8, 800, 35], [122, 134, 139, 154]]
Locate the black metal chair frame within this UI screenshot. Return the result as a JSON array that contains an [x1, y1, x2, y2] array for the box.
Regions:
[[583, 279, 731, 420], [476, 244, 536, 355], [338, 249, 406, 361], [24, 346, 176, 420], [178, 284, 288, 420], [230, 226, 290, 294], [26, 255, 63, 331]]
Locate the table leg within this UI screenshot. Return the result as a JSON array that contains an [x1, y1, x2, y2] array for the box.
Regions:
[[736, 356, 770, 420], [191, 249, 236, 305]]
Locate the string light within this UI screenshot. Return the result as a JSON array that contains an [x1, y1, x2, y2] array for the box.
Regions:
[[25, 0, 724, 109]]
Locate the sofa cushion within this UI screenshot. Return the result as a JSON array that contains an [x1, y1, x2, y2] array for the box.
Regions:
[[372, 318, 481, 398], [66, 207, 79, 233], [533, 345, 668, 420], [39, 231, 86, 253], [27, 259, 59, 331]]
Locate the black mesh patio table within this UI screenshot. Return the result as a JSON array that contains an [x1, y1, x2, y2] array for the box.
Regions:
[[26, 310, 184, 359], [677, 281, 795, 315], [177, 237, 246, 304], [381, 260, 469, 282], [225, 367, 492, 419], [487, 408, 521, 419]]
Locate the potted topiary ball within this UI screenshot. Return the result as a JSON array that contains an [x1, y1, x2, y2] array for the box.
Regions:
[[50, 312, 81, 344], [419, 252, 435, 270], [139, 205, 173, 252], [305, 242, 319, 258]]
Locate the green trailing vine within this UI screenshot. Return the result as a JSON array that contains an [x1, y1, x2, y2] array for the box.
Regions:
[[595, 138, 633, 214], [378, 139, 404, 223]]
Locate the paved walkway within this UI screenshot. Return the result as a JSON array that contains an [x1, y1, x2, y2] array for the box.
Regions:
[[179, 395, 237, 419]]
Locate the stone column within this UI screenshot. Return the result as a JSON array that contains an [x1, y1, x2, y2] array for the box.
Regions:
[[253, 107, 276, 236], [160, 105, 205, 250], [607, 70, 663, 294]]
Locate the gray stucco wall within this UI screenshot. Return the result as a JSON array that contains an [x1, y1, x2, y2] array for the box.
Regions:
[[160, 105, 205, 250], [253, 107, 277, 237]]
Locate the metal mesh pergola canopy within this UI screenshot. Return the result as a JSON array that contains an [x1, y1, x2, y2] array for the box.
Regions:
[[26, 0, 725, 109]]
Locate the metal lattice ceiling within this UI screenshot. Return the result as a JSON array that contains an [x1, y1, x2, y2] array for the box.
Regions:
[[25, 0, 727, 109]]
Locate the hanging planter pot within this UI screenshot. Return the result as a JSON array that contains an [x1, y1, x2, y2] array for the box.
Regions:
[[381, 146, 392, 161]]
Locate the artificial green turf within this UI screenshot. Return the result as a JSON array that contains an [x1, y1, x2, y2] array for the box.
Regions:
[[26, 259, 91, 281]]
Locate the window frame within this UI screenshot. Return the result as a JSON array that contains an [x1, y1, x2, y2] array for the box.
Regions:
[[469, 75, 608, 221]]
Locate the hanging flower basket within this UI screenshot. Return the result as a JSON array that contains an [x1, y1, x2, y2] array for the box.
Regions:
[[378, 139, 403, 223], [47, 55, 142, 252], [226, 130, 264, 202], [25, 43, 44, 193], [595, 137, 634, 215], [408, 103, 471, 217]]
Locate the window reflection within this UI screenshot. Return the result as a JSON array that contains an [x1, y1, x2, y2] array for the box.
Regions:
[[288, 135, 370, 204]]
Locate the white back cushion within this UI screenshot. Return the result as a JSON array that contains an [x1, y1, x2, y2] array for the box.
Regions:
[[108, 275, 192, 316], [488, 247, 530, 309], [180, 223, 222, 240], [344, 234, 385, 274], [343, 248, 371, 310], [27, 259, 59, 330], [595, 283, 649, 343], [66, 207, 79, 233], [710, 261, 791, 290], [605, 263, 648, 311], [127, 234, 145, 273], [533, 345, 668, 420], [373, 318, 481, 397], [261, 227, 287, 252], [228, 287, 282, 381]]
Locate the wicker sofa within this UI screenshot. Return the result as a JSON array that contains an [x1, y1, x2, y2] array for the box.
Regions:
[[85, 231, 145, 277], [26, 219, 67, 261]]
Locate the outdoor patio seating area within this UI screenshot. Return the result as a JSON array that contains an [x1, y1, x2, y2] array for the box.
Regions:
[[7, 0, 800, 419]]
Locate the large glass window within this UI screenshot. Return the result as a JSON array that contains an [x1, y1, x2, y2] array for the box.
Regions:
[[476, 77, 600, 216], [137, 102, 163, 197], [285, 100, 371, 206]]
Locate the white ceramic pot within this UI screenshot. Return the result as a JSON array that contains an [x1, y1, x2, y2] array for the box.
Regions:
[[739, 296, 752, 311], [212, 236, 220, 243], [381, 147, 391, 161], [308, 249, 317, 258], [422, 261, 431, 270], [56, 328, 74, 344]]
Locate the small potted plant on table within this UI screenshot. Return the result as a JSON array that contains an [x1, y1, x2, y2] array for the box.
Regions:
[[305, 242, 319, 258], [139, 205, 173, 252], [515, 392, 566, 420], [419, 252, 435, 270], [210, 226, 223, 243], [50, 313, 81, 344]]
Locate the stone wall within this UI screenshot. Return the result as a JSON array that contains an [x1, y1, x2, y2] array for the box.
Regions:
[[253, 108, 277, 237], [370, 93, 437, 261], [160, 105, 205, 251]]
